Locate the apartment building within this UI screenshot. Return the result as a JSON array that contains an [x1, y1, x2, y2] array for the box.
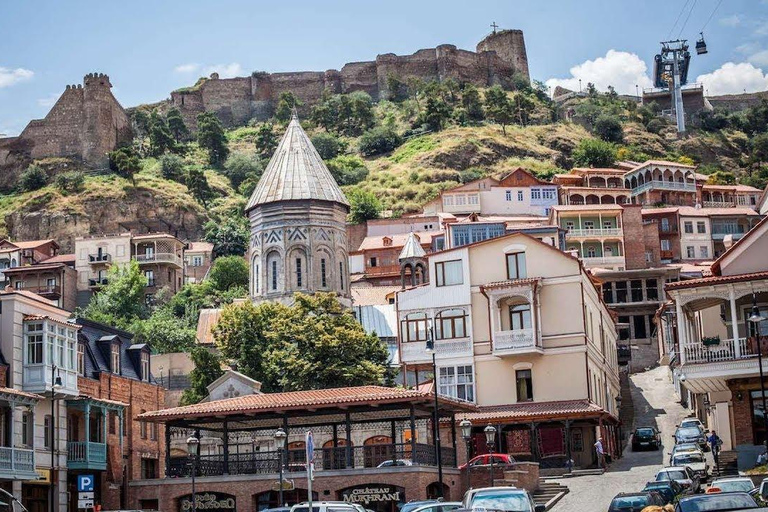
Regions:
[[701, 184, 762, 210], [184, 241, 214, 283], [396, 232, 620, 468], [349, 231, 443, 286], [4, 254, 77, 312], [423, 168, 558, 217], [74, 233, 186, 307], [553, 167, 631, 206], [664, 215, 768, 466], [444, 213, 562, 250], [623, 160, 704, 206], [549, 205, 627, 270]]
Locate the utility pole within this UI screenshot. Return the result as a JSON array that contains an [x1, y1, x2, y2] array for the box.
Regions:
[[657, 40, 691, 134]]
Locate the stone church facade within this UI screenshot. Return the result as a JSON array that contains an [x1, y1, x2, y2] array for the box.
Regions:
[[246, 115, 351, 306]]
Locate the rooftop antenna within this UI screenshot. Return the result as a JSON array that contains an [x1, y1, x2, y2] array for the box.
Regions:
[[490, 21, 499, 34]]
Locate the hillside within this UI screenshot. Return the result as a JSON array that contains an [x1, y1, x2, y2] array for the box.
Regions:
[[3, 84, 767, 247]]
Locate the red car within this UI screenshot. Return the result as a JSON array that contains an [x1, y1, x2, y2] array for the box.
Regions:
[[459, 453, 515, 469]]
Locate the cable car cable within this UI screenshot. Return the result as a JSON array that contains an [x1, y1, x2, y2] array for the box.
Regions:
[[678, 0, 698, 38], [700, 0, 724, 31], [669, 0, 692, 39]]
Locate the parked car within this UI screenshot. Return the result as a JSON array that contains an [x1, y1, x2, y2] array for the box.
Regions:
[[410, 502, 462, 512], [458, 453, 515, 470], [706, 477, 756, 494], [670, 443, 704, 465], [462, 487, 518, 508], [0, 490, 26, 512], [671, 451, 709, 481], [643, 480, 685, 504], [759, 477, 768, 499], [674, 492, 759, 512], [608, 491, 665, 512], [632, 426, 661, 451], [399, 501, 440, 512], [655, 466, 701, 494], [460, 487, 544, 512], [377, 459, 413, 468], [679, 418, 705, 432], [674, 426, 709, 452], [291, 503, 362, 512], [263, 508, 292, 512]]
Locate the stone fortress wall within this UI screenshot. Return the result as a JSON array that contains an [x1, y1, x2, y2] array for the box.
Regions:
[[171, 30, 530, 128]]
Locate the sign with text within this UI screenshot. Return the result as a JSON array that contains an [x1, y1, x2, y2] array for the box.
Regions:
[[340, 484, 405, 511], [77, 499, 94, 509], [78, 475, 95, 492], [178, 493, 236, 512]]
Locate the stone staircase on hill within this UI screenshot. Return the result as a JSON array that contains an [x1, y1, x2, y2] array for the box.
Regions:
[[712, 451, 739, 477], [531, 479, 569, 509], [619, 370, 635, 450]]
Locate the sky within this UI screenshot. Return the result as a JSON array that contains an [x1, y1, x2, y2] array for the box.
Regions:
[[1, 0, 768, 136]]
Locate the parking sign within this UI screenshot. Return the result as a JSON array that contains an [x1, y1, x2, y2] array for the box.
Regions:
[[77, 475, 94, 492]]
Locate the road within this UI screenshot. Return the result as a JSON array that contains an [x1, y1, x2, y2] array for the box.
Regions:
[[550, 366, 712, 512]]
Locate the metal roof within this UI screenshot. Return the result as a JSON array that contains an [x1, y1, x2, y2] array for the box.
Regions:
[[246, 116, 349, 211], [399, 232, 426, 260]]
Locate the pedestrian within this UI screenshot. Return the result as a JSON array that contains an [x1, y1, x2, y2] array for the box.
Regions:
[[594, 436, 605, 469], [707, 430, 721, 454]]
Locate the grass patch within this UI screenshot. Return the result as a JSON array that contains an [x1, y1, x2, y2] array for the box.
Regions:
[[390, 135, 439, 163]]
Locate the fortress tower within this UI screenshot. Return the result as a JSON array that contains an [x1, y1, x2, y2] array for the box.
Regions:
[[246, 115, 351, 306], [477, 29, 530, 82]]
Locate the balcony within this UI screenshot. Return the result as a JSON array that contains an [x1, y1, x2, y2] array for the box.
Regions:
[[0, 446, 36, 480], [711, 224, 749, 241], [23, 363, 78, 395], [88, 277, 108, 288], [566, 227, 623, 238], [703, 201, 735, 209], [660, 250, 674, 260], [631, 180, 696, 196], [492, 329, 543, 356], [88, 253, 111, 264], [581, 255, 625, 268], [135, 252, 183, 268], [400, 338, 473, 364], [15, 284, 61, 299], [67, 441, 107, 471], [366, 264, 401, 277]]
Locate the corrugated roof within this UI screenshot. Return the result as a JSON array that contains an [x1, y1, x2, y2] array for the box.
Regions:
[[196, 308, 222, 345], [460, 399, 611, 423], [3, 262, 67, 273], [702, 184, 762, 192], [246, 116, 348, 210], [12, 239, 57, 249], [354, 304, 396, 338], [399, 232, 426, 260]]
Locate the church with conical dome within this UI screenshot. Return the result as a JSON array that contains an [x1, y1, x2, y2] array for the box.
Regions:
[[245, 115, 351, 305]]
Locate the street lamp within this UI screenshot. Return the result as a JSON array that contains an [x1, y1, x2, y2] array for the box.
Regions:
[[460, 419, 472, 490], [748, 297, 768, 446], [274, 428, 287, 506], [484, 425, 497, 487], [49, 366, 62, 512], [187, 436, 200, 512], [424, 328, 444, 497]]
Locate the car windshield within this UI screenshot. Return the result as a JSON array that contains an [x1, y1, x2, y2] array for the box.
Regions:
[[681, 419, 700, 426], [677, 428, 701, 437], [713, 480, 755, 492], [678, 494, 757, 511], [610, 495, 650, 510], [657, 470, 687, 481], [637, 428, 655, 436], [673, 453, 704, 464], [675, 444, 699, 452], [470, 492, 531, 512], [401, 503, 437, 512]]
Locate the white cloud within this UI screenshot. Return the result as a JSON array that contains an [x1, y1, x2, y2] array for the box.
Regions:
[[37, 93, 59, 108], [719, 14, 742, 27], [545, 50, 653, 96], [696, 62, 768, 95], [754, 20, 768, 37], [748, 49, 768, 67], [736, 42, 761, 55], [0, 67, 33, 88], [174, 63, 199, 73], [202, 63, 243, 78]]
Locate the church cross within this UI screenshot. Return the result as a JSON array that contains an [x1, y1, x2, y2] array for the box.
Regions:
[[490, 22, 499, 33]]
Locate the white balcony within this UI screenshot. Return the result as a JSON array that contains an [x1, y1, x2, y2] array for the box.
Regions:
[[400, 338, 473, 363], [135, 252, 183, 268], [581, 255, 625, 268], [630, 180, 696, 196], [23, 364, 78, 396], [682, 338, 754, 365], [492, 329, 543, 356], [566, 228, 623, 238]]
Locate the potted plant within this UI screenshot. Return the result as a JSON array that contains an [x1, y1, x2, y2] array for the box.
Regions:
[[702, 335, 721, 347]]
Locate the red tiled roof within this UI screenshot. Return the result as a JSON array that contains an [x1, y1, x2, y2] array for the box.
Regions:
[[357, 231, 442, 252], [23, 314, 80, 329], [665, 271, 768, 291], [551, 204, 624, 211], [12, 239, 57, 249], [481, 277, 541, 291], [702, 184, 762, 192], [460, 399, 613, 423], [0, 387, 43, 401], [571, 167, 626, 175], [187, 242, 214, 253], [42, 254, 75, 264], [139, 385, 476, 422]]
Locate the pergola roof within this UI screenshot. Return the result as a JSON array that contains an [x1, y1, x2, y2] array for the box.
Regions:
[[459, 399, 616, 424], [139, 385, 476, 424]]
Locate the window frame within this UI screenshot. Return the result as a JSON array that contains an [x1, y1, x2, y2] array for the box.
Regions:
[[684, 221, 693, 234], [434, 309, 467, 340], [696, 221, 706, 234], [400, 313, 428, 343], [111, 343, 121, 374], [515, 369, 533, 402], [506, 252, 527, 280], [438, 365, 475, 403], [435, 260, 463, 287]]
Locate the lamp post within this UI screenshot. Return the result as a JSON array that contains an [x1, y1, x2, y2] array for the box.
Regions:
[[748, 297, 768, 446], [49, 366, 62, 512], [484, 425, 497, 487], [274, 428, 287, 506], [187, 436, 200, 512], [425, 327, 444, 497], [460, 420, 472, 490]]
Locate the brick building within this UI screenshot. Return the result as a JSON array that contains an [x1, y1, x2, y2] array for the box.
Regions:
[[184, 242, 214, 284]]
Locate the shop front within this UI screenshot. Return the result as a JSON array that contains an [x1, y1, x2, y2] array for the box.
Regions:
[[339, 484, 405, 512]]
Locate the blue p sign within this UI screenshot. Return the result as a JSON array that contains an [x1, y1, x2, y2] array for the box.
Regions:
[[77, 475, 94, 492]]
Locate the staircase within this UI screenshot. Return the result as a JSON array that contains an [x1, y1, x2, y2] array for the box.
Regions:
[[619, 370, 635, 450], [712, 450, 739, 477], [531, 478, 569, 510]]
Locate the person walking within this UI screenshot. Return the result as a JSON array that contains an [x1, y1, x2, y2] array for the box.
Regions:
[[595, 436, 605, 469], [708, 430, 722, 466]]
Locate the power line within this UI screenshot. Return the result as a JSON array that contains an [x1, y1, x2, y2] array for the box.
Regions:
[[669, 0, 691, 39], [678, 0, 698, 38], [701, 0, 724, 31]]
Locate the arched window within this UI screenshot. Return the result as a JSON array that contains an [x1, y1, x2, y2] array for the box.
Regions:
[[401, 312, 427, 342], [587, 246, 596, 258], [435, 309, 467, 340], [338, 261, 344, 290], [289, 249, 307, 290], [266, 252, 282, 292], [320, 258, 327, 288]]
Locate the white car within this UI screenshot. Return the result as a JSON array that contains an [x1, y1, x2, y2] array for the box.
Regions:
[[655, 466, 701, 494], [291, 503, 364, 512], [671, 451, 709, 481], [462, 487, 544, 512], [462, 487, 518, 508], [707, 477, 756, 494], [679, 418, 705, 432], [409, 502, 462, 512], [376, 459, 413, 468]]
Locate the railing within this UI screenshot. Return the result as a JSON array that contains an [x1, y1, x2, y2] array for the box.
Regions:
[[88, 253, 111, 263], [712, 224, 748, 235], [88, 278, 108, 287], [703, 201, 735, 209], [16, 285, 61, 296], [581, 255, 625, 266], [493, 329, 538, 354], [682, 338, 758, 364], [168, 443, 456, 478], [67, 441, 107, 465], [366, 264, 401, 276], [0, 446, 34, 474], [400, 338, 473, 362], [566, 228, 623, 238], [631, 180, 696, 196], [135, 253, 183, 267], [660, 224, 678, 233]]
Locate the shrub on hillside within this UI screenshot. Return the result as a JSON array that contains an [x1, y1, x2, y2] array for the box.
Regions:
[[572, 138, 616, 168], [645, 118, 665, 135], [358, 127, 403, 156], [19, 165, 48, 192], [54, 171, 85, 194], [310, 133, 342, 160], [593, 115, 624, 143], [326, 155, 369, 186], [424, 169, 462, 183], [159, 154, 186, 182], [223, 152, 262, 189], [347, 189, 381, 224]]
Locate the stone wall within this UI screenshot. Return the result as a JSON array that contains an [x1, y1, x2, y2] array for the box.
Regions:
[[622, 205, 647, 270], [642, 222, 661, 268]]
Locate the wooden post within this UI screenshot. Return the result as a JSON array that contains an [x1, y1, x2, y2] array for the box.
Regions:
[[409, 405, 417, 464], [391, 420, 397, 463], [164, 425, 172, 476], [345, 412, 353, 468], [450, 414, 457, 466], [222, 420, 229, 474]]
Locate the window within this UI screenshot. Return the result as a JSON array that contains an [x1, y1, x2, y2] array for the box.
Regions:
[[77, 342, 85, 375], [700, 246, 709, 258], [141, 351, 150, 381], [321, 258, 327, 288], [339, 262, 344, 290], [468, 194, 479, 205], [505, 190, 512, 201], [435, 260, 463, 287], [46, 278, 56, 291], [435, 309, 467, 340], [531, 189, 541, 200], [646, 279, 658, 301], [141, 458, 158, 479], [443, 196, 454, 206], [686, 246, 695, 258], [22, 412, 33, 447], [543, 189, 555, 200], [144, 246, 154, 258], [630, 280, 643, 302], [645, 251, 652, 263], [191, 255, 203, 267], [144, 270, 155, 287], [401, 313, 427, 342], [271, 260, 277, 290], [661, 239, 671, 251], [684, 221, 693, 234], [516, 369, 533, 401], [509, 304, 532, 331], [140, 410, 147, 439], [565, 221, 575, 230], [587, 246, 597, 258], [111, 343, 120, 373], [438, 365, 474, 402], [150, 422, 158, 441], [697, 221, 706, 234], [603, 220, 613, 230], [254, 263, 259, 294], [615, 281, 627, 303], [506, 252, 527, 280], [455, 195, 466, 206], [25, 322, 43, 364], [602, 282, 613, 304], [633, 315, 647, 339], [517, 190, 524, 201], [44, 415, 52, 449], [370, 257, 378, 268], [67, 337, 75, 371], [295, 258, 302, 288], [618, 316, 631, 341], [14, 281, 23, 290], [661, 218, 670, 232]]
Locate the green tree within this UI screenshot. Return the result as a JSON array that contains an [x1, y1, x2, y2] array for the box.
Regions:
[[208, 255, 249, 291], [326, 155, 369, 185], [203, 217, 249, 258], [53, 171, 85, 194], [109, 147, 141, 185], [461, 85, 484, 122], [593, 115, 624, 143], [275, 92, 301, 123], [148, 114, 176, 156], [572, 138, 617, 168], [159, 154, 185, 182], [421, 96, 452, 131], [484, 86, 515, 134], [707, 171, 737, 185], [79, 261, 147, 328], [254, 122, 279, 158], [214, 293, 392, 392], [743, 100, 768, 135], [131, 109, 151, 138], [751, 133, 768, 167], [358, 127, 402, 157], [186, 167, 214, 207], [19, 165, 48, 192], [311, 133, 341, 160], [510, 92, 535, 126], [310, 92, 375, 136], [133, 308, 196, 354], [347, 189, 382, 224], [180, 346, 224, 405], [166, 107, 190, 142], [223, 152, 262, 189], [196, 112, 229, 166]]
